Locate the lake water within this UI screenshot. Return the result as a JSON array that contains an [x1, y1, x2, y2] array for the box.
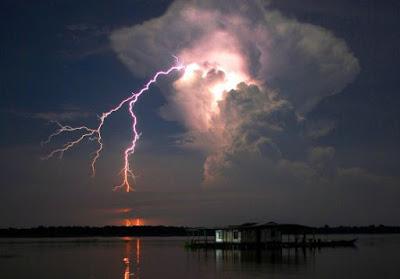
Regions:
[[0, 234, 399, 278]]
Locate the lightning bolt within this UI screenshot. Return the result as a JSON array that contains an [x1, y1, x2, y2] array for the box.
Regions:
[[42, 58, 185, 192]]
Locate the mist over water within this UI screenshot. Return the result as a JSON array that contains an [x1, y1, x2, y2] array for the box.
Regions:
[[0, 235, 399, 279]]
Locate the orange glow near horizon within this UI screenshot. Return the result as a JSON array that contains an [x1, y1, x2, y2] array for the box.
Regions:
[[124, 218, 144, 227]]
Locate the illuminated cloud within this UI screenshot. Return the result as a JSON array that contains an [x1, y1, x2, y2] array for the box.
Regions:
[[110, 0, 360, 183]]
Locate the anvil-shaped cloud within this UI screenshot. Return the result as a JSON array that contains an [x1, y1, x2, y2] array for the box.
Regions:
[[110, 0, 359, 183]]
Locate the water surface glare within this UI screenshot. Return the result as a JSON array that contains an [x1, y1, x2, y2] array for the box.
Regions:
[[0, 235, 399, 278]]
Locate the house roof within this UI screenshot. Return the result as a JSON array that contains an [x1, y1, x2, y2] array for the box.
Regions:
[[216, 222, 314, 234]]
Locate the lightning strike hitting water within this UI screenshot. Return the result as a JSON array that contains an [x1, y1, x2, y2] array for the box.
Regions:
[[43, 59, 185, 192]]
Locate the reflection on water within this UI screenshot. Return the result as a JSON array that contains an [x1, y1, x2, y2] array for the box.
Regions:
[[0, 235, 400, 279], [122, 238, 140, 279], [188, 246, 316, 275], [214, 247, 313, 266], [123, 257, 130, 279]]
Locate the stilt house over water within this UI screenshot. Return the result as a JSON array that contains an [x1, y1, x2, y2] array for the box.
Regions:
[[215, 222, 314, 244], [186, 222, 357, 249]]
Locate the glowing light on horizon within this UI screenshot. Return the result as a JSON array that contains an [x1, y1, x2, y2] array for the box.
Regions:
[[124, 218, 144, 227], [43, 58, 185, 192]]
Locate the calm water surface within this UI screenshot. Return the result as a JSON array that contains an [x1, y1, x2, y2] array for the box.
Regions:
[[0, 234, 399, 278]]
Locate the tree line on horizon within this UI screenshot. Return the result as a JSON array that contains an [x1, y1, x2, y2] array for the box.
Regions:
[[0, 224, 399, 237]]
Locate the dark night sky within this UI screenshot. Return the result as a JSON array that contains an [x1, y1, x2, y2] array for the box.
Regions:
[[1, 0, 399, 227]]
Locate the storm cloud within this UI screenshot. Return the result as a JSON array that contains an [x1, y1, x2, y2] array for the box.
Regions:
[[110, 0, 360, 184]]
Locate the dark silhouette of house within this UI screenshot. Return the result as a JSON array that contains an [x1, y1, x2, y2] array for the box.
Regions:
[[215, 222, 314, 244]]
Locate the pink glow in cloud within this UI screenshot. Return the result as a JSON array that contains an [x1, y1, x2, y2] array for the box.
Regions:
[[111, 0, 359, 183]]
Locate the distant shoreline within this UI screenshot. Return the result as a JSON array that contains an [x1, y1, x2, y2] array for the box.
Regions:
[[0, 226, 188, 238], [0, 225, 399, 238]]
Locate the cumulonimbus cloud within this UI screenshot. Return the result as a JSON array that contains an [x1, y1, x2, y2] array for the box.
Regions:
[[110, 0, 360, 183]]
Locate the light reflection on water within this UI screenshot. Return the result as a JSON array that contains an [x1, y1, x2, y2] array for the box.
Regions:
[[0, 235, 400, 279], [187, 244, 319, 277], [122, 238, 140, 279]]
